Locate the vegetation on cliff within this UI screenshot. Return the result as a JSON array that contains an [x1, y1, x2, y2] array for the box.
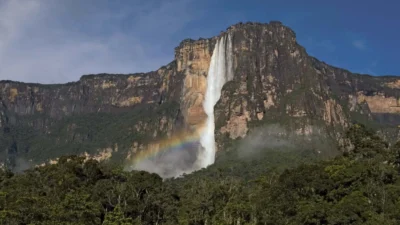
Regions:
[[2, 22, 400, 171], [1, 124, 400, 224], [1, 101, 181, 168]]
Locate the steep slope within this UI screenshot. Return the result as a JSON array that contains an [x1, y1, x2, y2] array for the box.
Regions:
[[0, 64, 186, 167], [1, 21, 400, 169]]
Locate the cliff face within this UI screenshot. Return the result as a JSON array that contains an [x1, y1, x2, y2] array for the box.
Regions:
[[0, 64, 181, 118], [0, 62, 186, 166], [175, 38, 215, 129], [1, 21, 400, 167]]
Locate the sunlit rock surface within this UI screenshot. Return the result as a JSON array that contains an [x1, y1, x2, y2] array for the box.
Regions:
[[1, 21, 400, 170]]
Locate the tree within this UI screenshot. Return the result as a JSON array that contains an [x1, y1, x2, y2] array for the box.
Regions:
[[103, 205, 134, 225]]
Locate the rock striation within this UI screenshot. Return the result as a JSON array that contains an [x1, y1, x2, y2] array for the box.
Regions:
[[1, 21, 400, 168]]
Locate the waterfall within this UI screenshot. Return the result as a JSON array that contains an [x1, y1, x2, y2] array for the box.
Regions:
[[199, 33, 233, 168]]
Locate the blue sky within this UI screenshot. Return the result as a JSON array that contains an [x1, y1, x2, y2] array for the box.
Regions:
[[0, 0, 398, 83]]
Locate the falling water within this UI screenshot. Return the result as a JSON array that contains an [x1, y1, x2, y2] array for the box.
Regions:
[[199, 33, 233, 168]]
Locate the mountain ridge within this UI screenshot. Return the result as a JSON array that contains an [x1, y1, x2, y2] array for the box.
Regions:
[[1, 21, 400, 170], [1, 21, 398, 85]]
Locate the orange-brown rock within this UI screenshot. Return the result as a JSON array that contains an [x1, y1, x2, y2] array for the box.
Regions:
[[386, 80, 400, 89], [357, 92, 400, 113], [323, 99, 347, 126], [175, 39, 215, 128], [2, 21, 400, 168]]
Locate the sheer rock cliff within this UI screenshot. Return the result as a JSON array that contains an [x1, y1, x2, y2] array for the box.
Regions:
[[1, 21, 399, 167]]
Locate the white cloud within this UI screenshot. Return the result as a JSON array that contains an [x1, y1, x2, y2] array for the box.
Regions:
[[0, 0, 198, 84], [352, 40, 366, 50]]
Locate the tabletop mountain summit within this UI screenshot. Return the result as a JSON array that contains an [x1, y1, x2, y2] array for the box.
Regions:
[[1, 21, 400, 174]]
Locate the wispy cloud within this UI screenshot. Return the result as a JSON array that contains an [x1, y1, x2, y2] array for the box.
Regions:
[[352, 40, 366, 50], [304, 37, 336, 52], [316, 40, 336, 52], [0, 0, 199, 84]]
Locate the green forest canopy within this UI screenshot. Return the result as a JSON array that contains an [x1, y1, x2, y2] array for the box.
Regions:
[[1, 124, 400, 224]]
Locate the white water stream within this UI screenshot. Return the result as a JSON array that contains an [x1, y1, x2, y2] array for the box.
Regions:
[[199, 33, 233, 168]]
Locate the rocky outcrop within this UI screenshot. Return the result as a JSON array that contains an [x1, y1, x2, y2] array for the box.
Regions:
[[0, 62, 185, 167], [1, 21, 400, 167], [175, 39, 215, 129], [386, 80, 400, 89], [0, 64, 180, 119], [177, 22, 400, 150], [356, 92, 400, 113]]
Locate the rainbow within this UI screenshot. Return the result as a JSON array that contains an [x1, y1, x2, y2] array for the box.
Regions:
[[129, 125, 205, 165]]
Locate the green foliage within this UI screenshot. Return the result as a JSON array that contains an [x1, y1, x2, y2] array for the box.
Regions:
[[2, 101, 181, 166], [103, 205, 134, 225], [1, 124, 400, 224]]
